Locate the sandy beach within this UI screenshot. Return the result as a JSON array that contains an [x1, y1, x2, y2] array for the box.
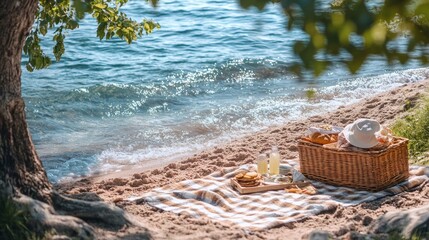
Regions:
[[57, 79, 429, 239]]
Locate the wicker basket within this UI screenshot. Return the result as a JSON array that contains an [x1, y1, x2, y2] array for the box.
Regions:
[[298, 137, 409, 191]]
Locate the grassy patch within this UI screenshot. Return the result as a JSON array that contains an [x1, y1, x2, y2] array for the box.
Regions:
[[0, 196, 61, 240], [0, 196, 32, 240], [392, 96, 429, 165]]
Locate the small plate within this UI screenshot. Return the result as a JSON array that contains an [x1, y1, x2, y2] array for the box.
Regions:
[[263, 175, 292, 185]]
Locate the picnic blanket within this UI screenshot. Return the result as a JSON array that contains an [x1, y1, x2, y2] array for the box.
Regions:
[[133, 164, 429, 230]]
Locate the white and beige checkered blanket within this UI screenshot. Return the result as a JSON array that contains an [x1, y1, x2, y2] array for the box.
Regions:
[[133, 164, 429, 229]]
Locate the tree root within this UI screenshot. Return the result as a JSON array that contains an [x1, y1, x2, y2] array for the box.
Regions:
[[14, 194, 95, 239], [10, 191, 149, 239], [52, 191, 139, 228]]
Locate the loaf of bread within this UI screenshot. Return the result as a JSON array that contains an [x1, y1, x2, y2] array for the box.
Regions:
[[307, 132, 338, 145]]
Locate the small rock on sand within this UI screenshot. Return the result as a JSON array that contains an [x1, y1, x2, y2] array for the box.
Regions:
[[370, 204, 429, 239], [112, 178, 128, 186], [165, 170, 176, 178], [303, 230, 333, 240], [362, 216, 373, 226], [130, 179, 144, 187], [167, 163, 177, 169], [213, 148, 224, 154]]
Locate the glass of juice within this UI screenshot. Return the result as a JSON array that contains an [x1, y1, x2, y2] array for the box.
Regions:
[[256, 153, 268, 175], [269, 146, 280, 176]]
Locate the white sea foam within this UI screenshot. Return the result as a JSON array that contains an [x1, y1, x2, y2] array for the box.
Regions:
[[83, 67, 429, 175]]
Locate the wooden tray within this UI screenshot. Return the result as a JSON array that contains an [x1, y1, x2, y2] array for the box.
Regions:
[[230, 178, 311, 194]]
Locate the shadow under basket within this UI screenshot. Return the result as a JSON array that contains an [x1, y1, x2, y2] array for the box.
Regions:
[[298, 137, 410, 192]]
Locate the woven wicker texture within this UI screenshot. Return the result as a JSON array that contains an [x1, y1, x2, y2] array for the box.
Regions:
[[298, 137, 409, 191]]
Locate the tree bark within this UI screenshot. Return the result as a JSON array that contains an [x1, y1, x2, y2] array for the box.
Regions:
[[0, 0, 52, 203], [0, 2, 148, 239]]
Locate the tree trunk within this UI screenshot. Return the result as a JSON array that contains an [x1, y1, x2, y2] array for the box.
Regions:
[[0, 3, 148, 239], [0, 0, 52, 203]]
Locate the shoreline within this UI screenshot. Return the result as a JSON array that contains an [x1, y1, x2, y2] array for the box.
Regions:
[[57, 79, 429, 239], [82, 79, 427, 183]]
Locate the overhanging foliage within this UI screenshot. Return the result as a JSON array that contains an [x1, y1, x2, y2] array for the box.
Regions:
[[241, 0, 429, 76], [23, 0, 160, 72]]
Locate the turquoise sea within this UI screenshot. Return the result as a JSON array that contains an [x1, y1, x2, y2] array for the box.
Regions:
[[22, 0, 429, 182]]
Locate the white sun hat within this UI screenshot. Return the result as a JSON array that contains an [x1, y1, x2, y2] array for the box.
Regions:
[[342, 118, 381, 149]]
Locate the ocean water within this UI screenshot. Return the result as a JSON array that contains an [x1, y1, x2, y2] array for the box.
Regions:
[[22, 0, 429, 182]]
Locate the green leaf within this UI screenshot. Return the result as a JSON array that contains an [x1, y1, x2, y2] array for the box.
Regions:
[[97, 22, 107, 40], [39, 24, 48, 35], [93, 3, 107, 9], [52, 28, 65, 62], [26, 64, 34, 72], [23, 36, 32, 54], [43, 56, 52, 66], [106, 31, 113, 39], [346, 53, 366, 74], [312, 61, 327, 77], [73, 0, 91, 19], [67, 19, 79, 30], [397, 53, 409, 64], [116, 29, 123, 37], [239, 0, 271, 10], [149, 0, 158, 7], [35, 56, 42, 68]]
